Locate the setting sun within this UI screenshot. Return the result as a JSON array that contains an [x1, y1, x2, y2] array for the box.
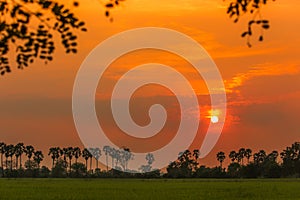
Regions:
[[211, 116, 219, 123]]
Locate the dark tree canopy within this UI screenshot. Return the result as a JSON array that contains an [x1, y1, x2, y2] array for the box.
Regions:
[[0, 0, 87, 75], [225, 0, 276, 47]]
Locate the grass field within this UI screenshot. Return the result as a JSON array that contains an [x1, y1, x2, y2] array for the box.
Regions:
[[0, 179, 300, 200]]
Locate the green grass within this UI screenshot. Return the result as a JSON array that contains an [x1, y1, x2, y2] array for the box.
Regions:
[[0, 179, 300, 200]]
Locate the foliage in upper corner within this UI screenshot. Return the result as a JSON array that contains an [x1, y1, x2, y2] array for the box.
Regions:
[[0, 0, 87, 75], [103, 0, 125, 22], [225, 0, 276, 47]]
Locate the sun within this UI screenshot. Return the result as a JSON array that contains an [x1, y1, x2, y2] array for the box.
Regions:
[[211, 115, 219, 123]]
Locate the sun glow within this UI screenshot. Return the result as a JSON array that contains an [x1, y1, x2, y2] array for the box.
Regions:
[[211, 115, 219, 123]]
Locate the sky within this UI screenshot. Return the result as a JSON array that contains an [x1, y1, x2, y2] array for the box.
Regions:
[[0, 0, 299, 168]]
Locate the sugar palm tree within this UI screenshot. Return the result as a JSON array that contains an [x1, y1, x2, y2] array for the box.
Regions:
[[245, 148, 252, 164], [229, 150, 237, 163], [238, 148, 246, 165], [253, 150, 266, 164], [33, 151, 44, 169], [73, 147, 81, 164], [4, 144, 14, 170], [65, 147, 74, 172], [0, 142, 6, 171], [82, 148, 92, 171], [103, 145, 111, 171], [89, 147, 101, 169], [48, 147, 61, 168], [24, 145, 34, 169], [216, 151, 226, 168], [14, 143, 24, 169], [60, 147, 68, 163]]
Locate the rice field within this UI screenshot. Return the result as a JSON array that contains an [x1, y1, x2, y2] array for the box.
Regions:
[[0, 178, 299, 200]]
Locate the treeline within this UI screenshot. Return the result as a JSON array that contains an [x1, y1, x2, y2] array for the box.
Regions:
[[0, 141, 300, 178]]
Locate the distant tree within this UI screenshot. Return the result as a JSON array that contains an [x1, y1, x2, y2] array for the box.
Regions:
[[5, 144, 14, 170], [33, 150, 44, 169], [216, 151, 226, 168], [238, 148, 246, 165], [51, 158, 67, 178], [48, 147, 61, 168], [229, 150, 237, 163], [82, 148, 92, 171], [73, 147, 81, 164], [14, 143, 24, 169], [253, 150, 266, 165], [0, 142, 6, 171], [245, 148, 252, 164], [89, 147, 101, 169], [103, 145, 111, 171], [65, 147, 74, 172], [70, 162, 86, 177], [146, 153, 155, 165], [24, 145, 35, 169]]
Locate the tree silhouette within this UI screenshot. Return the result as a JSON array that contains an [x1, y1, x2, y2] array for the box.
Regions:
[[103, 145, 110, 171], [73, 147, 81, 164], [225, 0, 276, 47], [24, 145, 35, 169], [82, 148, 92, 171], [238, 148, 246, 165], [0, 0, 87, 75], [14, 143, 24, 169], [65, 147, 74, 172], [0, 142, 6, 172], [216, 151, 226, 168], [48, 147, 60, 168], [88, 147, 101, 169], [33, 150, 44, 169], [245, 148, 252, 164], [229, 150, 237, 163]]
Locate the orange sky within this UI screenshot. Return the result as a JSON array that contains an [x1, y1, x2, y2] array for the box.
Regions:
[[0, 0, 299, 167]]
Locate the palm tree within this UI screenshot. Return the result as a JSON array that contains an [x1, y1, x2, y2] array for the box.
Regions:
[[109, 147, 117, 169], [216, 151, 226, 168], [73, 147, 81, 164], [24, 145, 34, 169], [5, 144, 14, 170], [0, 142, 6, 171], [65, 147, 74, 172], [14, 143, 24, 169], [89, 147, 101, 169], [103, 145, 110, 171], [122, 148, 132, 171], [48, 147, 60, 168], [253, 150, 266, 164], [229, 150, 237, 163], [146, 153, 155, 165], [267, 150, 278, 162], [238, 148, 246, 165], [245, 148, 252, 164], [61, 147, 68, 163], [82, 148, 92, 171], [33, 151, 44, 169]]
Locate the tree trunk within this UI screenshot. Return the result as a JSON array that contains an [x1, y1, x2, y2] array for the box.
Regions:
[[20, 155, 22, 169], [10, 156, 12, 171], [96, 159, 98, 169], [16, 156, 18, 169], [90, 158, 92, 171], [106, 155, 108, 171], [69, 159, 72, 172]]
